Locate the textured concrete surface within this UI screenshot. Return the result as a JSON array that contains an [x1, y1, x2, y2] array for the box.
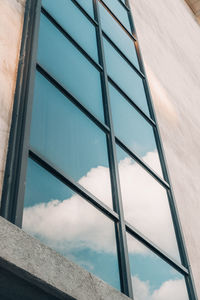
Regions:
[[0, 217, 130, 300], [0, 0, 25, 201], [130, 0, 200, 297]]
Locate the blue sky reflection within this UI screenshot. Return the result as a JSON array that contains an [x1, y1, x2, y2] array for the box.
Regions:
[[23, 159, 120, 290], [127, 234, 189, 300]]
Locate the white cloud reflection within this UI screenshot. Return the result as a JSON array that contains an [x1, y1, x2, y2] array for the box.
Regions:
[[23, 150, 188, 297], [132, 276, 188, 300], [118, 150, 180, 261], [23, 151, 179, 260]]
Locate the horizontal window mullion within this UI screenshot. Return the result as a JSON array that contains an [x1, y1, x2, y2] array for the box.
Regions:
[[125, 221, 189, 276], [29, 148, 120, 223], [118, 0, 130, 11], [115, 136, 170, 189], [41, 7, 103, 72], [71, 0, 98, 26], [108, 76, 156, 127], [102, 31, 145, 79], [36, 63, 110, 134], [98, 0, 136, 41]]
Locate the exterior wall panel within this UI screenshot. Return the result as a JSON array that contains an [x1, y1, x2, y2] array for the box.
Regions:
[[0, 0, 25, 201], [130, 0, 200, 297]]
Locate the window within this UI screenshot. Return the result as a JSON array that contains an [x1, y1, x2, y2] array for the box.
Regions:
[[1, 0, 196, 299]]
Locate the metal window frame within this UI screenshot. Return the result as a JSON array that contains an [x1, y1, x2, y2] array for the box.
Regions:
[[0, 0, 198, 299]]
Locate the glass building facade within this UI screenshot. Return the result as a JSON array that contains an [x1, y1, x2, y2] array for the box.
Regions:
[[1, 0, 196, 299]]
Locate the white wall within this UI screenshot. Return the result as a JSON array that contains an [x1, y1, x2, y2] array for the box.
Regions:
[[0, 0, 25, 199], [130, 0, 200, 297]]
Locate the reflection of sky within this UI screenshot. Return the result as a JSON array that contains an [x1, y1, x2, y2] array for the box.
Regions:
[[116, 146, 181, 263], [63, 248, 120, 289], [23, 154, 184, 295], [23, 159, 120, 290], [99, 2, 139, 68], [24, 159, 73, 208], [104, 38, 149, 116], [25, 3, 186, 296], [37, 13, 104, 121], [131, 253, 181, 291], [42, 0, 98, 62], [109, 83, 163, 176], [127, 234, 189, 300], [27, 71, 183, 295], [102, 0, 131, 32], [30, 72, 112, 207], [75, 0, 94, 18]]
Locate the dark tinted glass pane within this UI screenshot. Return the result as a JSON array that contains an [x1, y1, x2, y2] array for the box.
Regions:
[[22, 159, 120, 290], [30, 72, 112, 208], [102, 0, 131, 32], [37, 14, 104, 122], [42, 0, 98, 62], [117, 146, 180, 262], [104, 38, 149, 116], [127, 234, 189, 300], [109, 83, 162, 176], [99, 3, 139, 69], [76, 0, 94, 18]]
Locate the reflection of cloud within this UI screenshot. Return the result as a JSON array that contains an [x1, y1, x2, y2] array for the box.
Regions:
[[141, 150, 162, 177], [118, 151, 180, 261], [132, 276, 150, 300], [23, 151, 178, 260], [23, 189, 116, 254], [132, 276, 188, 300], [79, 165, 112, 207]]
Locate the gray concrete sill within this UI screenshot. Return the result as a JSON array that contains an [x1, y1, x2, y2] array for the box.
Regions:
[[0, 217, 130, 300]]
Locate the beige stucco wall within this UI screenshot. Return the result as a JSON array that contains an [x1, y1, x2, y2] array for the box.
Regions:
[[130, 0, 200, 297], [0, 0, 25, 200]]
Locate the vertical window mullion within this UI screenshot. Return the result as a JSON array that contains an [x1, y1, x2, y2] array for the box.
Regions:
[[93, 0, 133, 297], [0, 0, 42, 227]]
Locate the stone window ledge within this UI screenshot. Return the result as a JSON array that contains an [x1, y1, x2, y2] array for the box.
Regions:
[[0, 217, 130, 300]]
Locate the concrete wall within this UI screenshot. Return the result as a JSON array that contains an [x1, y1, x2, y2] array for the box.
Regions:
[[0, 0, 25, 201], [130, 0, 200, 297]]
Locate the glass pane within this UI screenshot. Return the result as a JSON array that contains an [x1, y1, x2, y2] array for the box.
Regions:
[[37, 13, 104, 122], [109, 83, 162, 176], [42, 0, 98, 62], [117, 146, 180, 262], [99, 2, 139, 69], [22, 159, 120, 290], [102, 0, 131, 32], [76, 0, 94, 18], [30, 72, 112, 208], [104, 38, 149, 116], [127, 234, 189, 300]]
